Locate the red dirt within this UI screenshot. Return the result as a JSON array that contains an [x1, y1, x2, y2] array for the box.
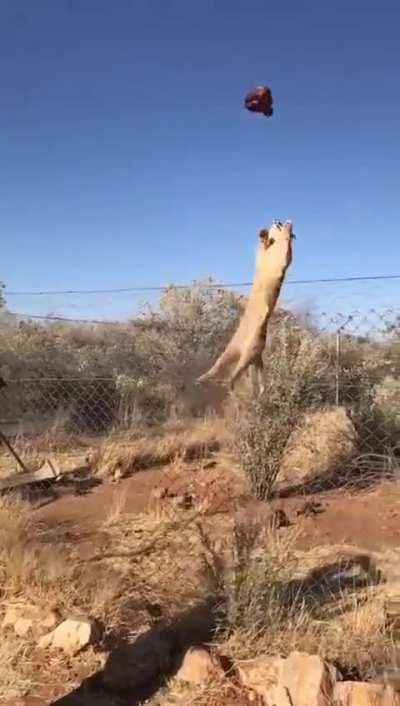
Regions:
[[36, 465, 400, 554], [8, 461, 400, 706]]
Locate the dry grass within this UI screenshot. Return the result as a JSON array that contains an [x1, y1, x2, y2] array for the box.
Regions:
[[0, 494, 124, 700], [149, 675, 258, 706], [199, 519, 395, 682], [0, 416, 226, 488], [280, 406, 357, 487], [0, 449, 396, 701], [0, 494, 66, 601], [93, 416, 227, 479], [142, 521, 395, 706], [104, 486, 128, 527], [220, 590, 391, 679], [0, 637, 36, 700]]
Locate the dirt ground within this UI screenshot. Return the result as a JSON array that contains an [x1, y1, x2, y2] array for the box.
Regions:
[[5, 451, 400, 706], [36, 462, 400, 554]]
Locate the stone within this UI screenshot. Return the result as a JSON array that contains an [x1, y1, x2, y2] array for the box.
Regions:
[[237, 652, 337, 706], [282, 651, 337, 706], [2, 603, 59, 638], [335, 681, 400, 706], [103, 628, 173, 691], [38, 617, 101, 656], [237, 655, 290, 705], [175, 646, 222, 685]]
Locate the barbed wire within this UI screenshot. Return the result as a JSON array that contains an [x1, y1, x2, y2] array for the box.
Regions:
[[5, 273, 400, 297]]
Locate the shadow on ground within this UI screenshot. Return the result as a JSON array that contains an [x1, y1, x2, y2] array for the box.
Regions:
[[275, 460, 398, 499], [48, 552, 382, 705], [280, 554, 382, 619], [49, 600, 217, 706]]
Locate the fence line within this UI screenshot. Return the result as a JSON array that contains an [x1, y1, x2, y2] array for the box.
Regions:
[[0, 304, 398, 446], [5, 273, 400, 297]]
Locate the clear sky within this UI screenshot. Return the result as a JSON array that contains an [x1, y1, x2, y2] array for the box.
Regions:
[[1, 0, 400, 320]]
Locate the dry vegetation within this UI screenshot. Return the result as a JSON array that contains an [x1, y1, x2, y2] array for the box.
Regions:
[[0, 284, 399, 702], [0, 486, 396, 702], [0, 281, 398, 480]]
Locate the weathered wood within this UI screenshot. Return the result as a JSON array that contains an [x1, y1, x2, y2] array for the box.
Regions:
[[0, 460, 59, 491], [0, 458, 90, 492]]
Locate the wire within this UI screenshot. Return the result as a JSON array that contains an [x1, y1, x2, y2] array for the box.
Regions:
[[4, 273, 400, 297], [11, 313, 119, 325]]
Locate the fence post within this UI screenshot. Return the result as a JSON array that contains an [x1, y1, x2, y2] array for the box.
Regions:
[[335, 316, 353, 408], [335, 328, 341, 407]]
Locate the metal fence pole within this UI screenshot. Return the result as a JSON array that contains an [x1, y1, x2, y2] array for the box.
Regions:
[[335, 316, 354, 408], [335, 328, 341, 407]]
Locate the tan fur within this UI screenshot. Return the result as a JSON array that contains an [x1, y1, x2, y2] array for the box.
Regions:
[[197, 220, 294, 392]]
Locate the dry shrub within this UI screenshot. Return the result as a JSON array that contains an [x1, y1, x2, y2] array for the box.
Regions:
[[335, 335, 399, 457], [373, 376, 400, 433], [0, 280, 240, 428], [201, 519, 394, 681], [201, 519, 303, 635], [227, 327, 326, 499], [280, 406, 357, 487]]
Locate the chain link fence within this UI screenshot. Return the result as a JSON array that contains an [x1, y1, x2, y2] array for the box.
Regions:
[[0, 302, 398, 459]]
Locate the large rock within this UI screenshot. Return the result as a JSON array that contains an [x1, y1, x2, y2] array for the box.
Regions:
[[175, 646, 223, 685], [38, 617, 101, 656], [282, 651, 337, 706], [103, 628, 173, 691], [237, 652, 336, 706], [335, 681, 400, 706], [2, 603, 59, 638], [237, 655, 290, 705], [281, 407, 356, 487]]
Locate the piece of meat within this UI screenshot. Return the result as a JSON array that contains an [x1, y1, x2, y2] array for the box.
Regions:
[[244, 86, 274, 117]]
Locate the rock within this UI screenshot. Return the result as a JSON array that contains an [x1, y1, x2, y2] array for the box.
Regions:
[[237, 656, 289, 705], [335, 681, 400, 706], [175, 646, 222, 685], [103, 628, 173, 691], [38, 618, 101, 656], [238, 652, 336, 706], [282, 651, 337, 706], [280, 407, 356, 488], [2, 603, 59, 638]]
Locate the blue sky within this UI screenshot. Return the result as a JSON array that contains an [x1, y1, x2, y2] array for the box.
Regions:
[[1, 0, 400, 320]]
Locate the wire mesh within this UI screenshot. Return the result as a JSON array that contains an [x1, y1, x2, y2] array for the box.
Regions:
[[0, 299, 398, 462]]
